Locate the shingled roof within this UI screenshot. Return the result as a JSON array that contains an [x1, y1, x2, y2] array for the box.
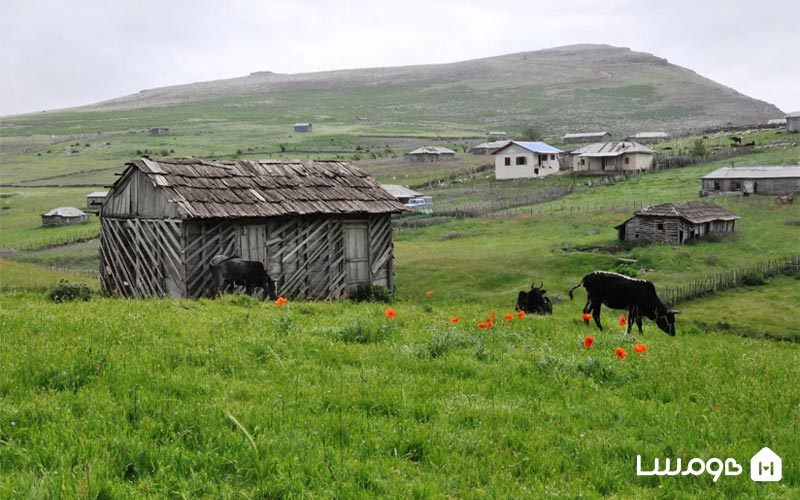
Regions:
[[631, 202, 739, 224], [118, 157, 408, 218]]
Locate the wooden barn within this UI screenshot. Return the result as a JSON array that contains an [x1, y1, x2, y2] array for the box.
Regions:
[[615, 202, 739, 245], [701, 166, 800, 196], [41, 207, 90, 227], [99, 157, 407, 299]]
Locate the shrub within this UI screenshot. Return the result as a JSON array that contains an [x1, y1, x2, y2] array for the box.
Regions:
[[350, 284, 394, 303], [336, 321, 392, 344], [416, 331, 474, 359], [614, 263, 638, 277], [741, 271, 767, 286], [47, 280, 93, 303]]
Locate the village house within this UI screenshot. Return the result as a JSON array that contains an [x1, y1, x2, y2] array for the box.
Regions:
[[492, 141, 563, 180], [403, 146, 456, 162], [786, 112, 800, 133], [571, 141, 655, 173], [615, 202, 739, 245], [86, 191, 107, 210], [293, 123, 312, 133], [701, 165, 800, 196], [627, 132, 670, 144], [487, 131, 508, 140], [41, 207, 90, 227], [562, 131, 611, 144], [99, 157, 407, 300], [381, 184, 428, 205], [148, 127, 169, 136]]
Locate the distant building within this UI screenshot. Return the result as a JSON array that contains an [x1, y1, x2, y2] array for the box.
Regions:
[[470, 140, 511, 155], [786, 112, 800, 133], [403, 146, 456, 162], [492, 141, 563, 179], [86, 191, 108, 210], [701, 166, 800, 196], [487, 131, 508, 140], [381, 184, 424, 205], [628, 132, 670, 144], [571, 141, 655, 172], [615, 202, 739, 245], [293, 123, 312, 133], [562, 131, 611, 144], [149, 127, 169, 136], [767, 118, 787, 127], [41, 207, 90, 227]]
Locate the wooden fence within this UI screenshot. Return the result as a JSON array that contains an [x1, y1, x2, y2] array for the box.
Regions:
[[661, 256, 800, 307]]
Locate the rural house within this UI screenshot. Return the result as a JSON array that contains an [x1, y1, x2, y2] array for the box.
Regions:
[[786, 112, 800, 133], [701, 165, 800, 196], [86, 191, 107, 210], [41, 207, 90, 227], [492, 141, 563, 179], [628, 132, 670, 144], [403, 146, 456, 162], [293, 123, 312, 133], [571, 141, 655, 172], [562, 131, 611, 144], [487, 131, 508, 140], [148, 127, 169, 136], [99, 157, 407, 300], [615, 202, 740, 245], [470, 140, 510, 155]]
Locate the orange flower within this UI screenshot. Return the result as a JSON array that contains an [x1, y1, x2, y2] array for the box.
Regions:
[[426, 290, 433, 297], [275, 296, 287, 307], [450, 316, 460, 324], [491, 309, 497, 322], [582, 313, 592, 321], [615, 347, 627, 360], [486, 318, 494, 327], [384, 308, 396, 320], [583, 336, 595, 348], [618, 315, 628, 327], [516, 311, 525, 319], [477, 322, 489, 329], [504, 313, 514, 321], [634, 344, 648, 353]]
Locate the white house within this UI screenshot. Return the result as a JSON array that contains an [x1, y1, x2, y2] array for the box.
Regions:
[[571, 141, 655, 172], [492, 141, 563, 180]]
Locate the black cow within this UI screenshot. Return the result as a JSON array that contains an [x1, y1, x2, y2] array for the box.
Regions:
[[515, 282, 553, 315], [568, 271, 678, 336], [209, 255, 276, 299]]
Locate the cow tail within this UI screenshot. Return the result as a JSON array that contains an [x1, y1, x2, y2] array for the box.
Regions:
[[568, 280, 584, 300]]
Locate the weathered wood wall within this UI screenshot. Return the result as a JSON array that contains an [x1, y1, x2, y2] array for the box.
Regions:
[[620, 217, 736, 245]]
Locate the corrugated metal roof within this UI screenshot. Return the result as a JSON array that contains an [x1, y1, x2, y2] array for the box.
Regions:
[[702, 166, 800, 179], [381, 184, 423, 199], [563, 131, 610, 139], [629, 202, 739, 224], [573, 141, 655, 156], [492, 141, 563, 155], [86, 191, 108, 198], [786, 111, 800, 118], [631, 132, 669, 139], [406, 146, 456, 155], [111, 157, 408, 219], [43, 207, 87, 217]]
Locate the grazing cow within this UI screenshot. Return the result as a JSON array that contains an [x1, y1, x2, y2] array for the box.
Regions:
[[568, 271, 678, 336], [515, 282, 553, 315], [776, 193, 795, 205], [209, 255, 276, 299]]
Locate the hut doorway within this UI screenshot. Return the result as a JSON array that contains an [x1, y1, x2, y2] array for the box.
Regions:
[[344, 222, 370, 290]]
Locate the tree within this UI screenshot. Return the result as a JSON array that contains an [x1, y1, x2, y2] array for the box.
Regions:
[[521, 126, 544, 142], [689, 138, 707, 157]]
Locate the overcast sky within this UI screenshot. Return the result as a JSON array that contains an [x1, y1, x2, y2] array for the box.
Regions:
[[1, 0, 797, 117]]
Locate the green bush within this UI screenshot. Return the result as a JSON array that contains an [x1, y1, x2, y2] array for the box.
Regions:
[[350, 284, 394, 303], [47, 279, 93, 303], [741, 271, 767, 286]]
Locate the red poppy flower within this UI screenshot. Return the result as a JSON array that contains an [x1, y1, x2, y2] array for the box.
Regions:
[[618, 315, 628, 327], [504, 313, 514, 321], [477, 322, 489, 329], [486, 318, 494, 327], [581, 313, 592, 321], [384, 308, 396, 320], [634, 344, 648, 353], [583, 336, 595, 348], [275, 296, 287, 307], [516, 311, 525, 319], [615, 347, 627, 360], [491, 310, 497, 321], [426, 290, 433, 297], [450, 316, 460, 324]]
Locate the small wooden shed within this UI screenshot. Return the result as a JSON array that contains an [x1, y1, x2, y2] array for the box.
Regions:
[[99, 157, 407, 299], [786, 112, 800, 133], [615, 202, 739, 245], [42, 207, 90, 227], [293, 123, 312, 133], [149, 127, 169, 136], [86, 191, 108, 210], [701, 166, 800, 196]]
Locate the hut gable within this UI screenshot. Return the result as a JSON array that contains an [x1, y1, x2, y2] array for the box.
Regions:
[[100, 157, 407, 300], [615, 202, 739, 245]]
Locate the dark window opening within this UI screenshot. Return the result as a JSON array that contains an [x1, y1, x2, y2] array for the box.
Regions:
[[504, 157, 511, 166], [516, 156, 527, 165]]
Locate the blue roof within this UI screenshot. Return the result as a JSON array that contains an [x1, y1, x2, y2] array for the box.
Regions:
[[514, 141, 563, 154], [492, 141, 563, 155]]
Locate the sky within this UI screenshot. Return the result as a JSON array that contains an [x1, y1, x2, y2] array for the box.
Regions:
[[1, 0, 798, 117]]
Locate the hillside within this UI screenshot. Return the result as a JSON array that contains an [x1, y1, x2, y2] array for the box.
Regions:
[[5, 44, 783, 138]]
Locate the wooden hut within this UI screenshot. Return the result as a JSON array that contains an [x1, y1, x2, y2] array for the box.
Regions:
[[701, 166, 800, 196], [86, 191, 108, 210], [615, 202, 739, 245], [99, 157, 407, 299], [41, 207, 90, 227]]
